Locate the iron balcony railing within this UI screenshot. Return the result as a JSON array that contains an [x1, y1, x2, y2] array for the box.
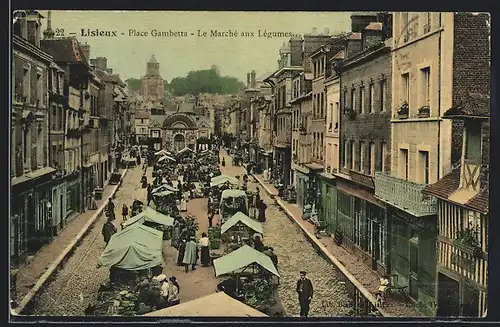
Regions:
[[374, 171, 438, 217]]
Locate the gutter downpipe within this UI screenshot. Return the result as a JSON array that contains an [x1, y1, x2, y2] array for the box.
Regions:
[[437, 13, 442, 181]]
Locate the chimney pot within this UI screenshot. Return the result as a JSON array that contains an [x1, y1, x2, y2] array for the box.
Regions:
[[312, 28, 317, 34]]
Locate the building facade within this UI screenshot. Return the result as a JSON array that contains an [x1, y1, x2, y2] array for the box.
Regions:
[[337, 18, 393, 278], [423, 13, 490, 318], [11, 10, 56, 264]]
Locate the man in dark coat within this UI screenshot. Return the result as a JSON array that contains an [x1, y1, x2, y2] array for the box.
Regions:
[[102, 217, 117, 245], [107, 198, 116, 220], [296, 271, 313, 317], [258, 200, 267, 222], [177, 239, 187, 266], [147, 184, 153, 206]]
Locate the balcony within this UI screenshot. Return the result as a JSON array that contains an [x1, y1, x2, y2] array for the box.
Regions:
[[374, 171, 438, 217]]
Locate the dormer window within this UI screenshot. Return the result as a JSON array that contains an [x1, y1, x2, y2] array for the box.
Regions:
[[464, 120, 482, 163]]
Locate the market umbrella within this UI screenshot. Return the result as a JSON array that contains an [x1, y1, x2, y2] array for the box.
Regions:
[[213, 245, 280, 278], [122, 206, 175, 228], [98, 224, 163, 271]]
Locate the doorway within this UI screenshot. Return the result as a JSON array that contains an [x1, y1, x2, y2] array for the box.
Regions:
[[173, 134, 185, 152], [437, 272, 460, 317]]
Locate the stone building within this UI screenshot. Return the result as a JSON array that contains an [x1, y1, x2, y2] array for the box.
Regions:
[[318, 47, 343, 235], [11, 10, 56, 264], [423, 13, 490, 317], [290, 70, 312, 209], [42, 36, 94, 227], [134, 111, 150, 144], [308, 34, 348, 215], [140, 54, 164, 101], [372, 12, 490, 316], [92, 60, 119, 182], [266, 32, 332, 187], [335, 16, 393, 278]]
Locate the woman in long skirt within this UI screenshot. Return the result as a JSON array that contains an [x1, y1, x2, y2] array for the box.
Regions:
[[177, 239, 187, 266], [199, 232, 211, 267]]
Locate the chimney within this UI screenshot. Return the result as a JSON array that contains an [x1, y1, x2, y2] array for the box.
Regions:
[[251, 70, 256, 88], [92, 57, 107, 70], [351, 14, 378, 33], [106, 68, 113, 74], [80, 42, 90, 64], [247, 73, 251, 86], [324, 28, 329, 35], [312, 28, 317, 35]]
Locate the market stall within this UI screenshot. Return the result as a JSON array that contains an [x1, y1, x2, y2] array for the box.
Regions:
[[213, 245, 280, 313], [144, 292, 267, 317], [98, 224, 164, 283], [221, 212, 263, 252], [122, 207, 175, 229], [219, 189, 248, 223]]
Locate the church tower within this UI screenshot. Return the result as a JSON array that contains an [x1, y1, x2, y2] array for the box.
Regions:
[[140, 54, 164, 101], [147, 55, 160, 76]]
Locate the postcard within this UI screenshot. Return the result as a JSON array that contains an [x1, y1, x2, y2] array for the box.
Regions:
[[10, 10, 490, 319]]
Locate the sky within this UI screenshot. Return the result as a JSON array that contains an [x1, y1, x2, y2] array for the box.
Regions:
[[40, 11, 352, 83]]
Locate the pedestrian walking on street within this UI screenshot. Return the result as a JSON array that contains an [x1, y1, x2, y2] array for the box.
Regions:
[[221, 157, 226, 167], [122, 204, 129, 221], [296, 271, 314, 317], [107, 198, 116, 220], [147, 185, 153, 206], [208, 210, 215, 227], [177, 239, 187, 266], [258, 199, 267, 222], [253, 234, 265, 252], [102, 217, 117, 246], [183, 237, 198, 273], [199, 232, 211, 267]]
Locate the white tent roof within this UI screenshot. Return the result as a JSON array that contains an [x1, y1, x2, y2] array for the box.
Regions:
[[144, 292, 267, 317], [221, 212, 263, 235], [213, 245, 279, 278]]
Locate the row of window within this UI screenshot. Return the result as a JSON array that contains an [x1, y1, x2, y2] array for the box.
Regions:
[[313, 132, 324, 161], [313, 92, 325, 118], [343, 79, 387, 114], [313, 57, 327, 79], [14, 63, 45, 107], [341, 140, 388, 177], [397, 148, 430, 184]]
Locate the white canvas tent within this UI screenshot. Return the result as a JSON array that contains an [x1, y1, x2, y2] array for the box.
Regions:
[[213, 245, 279, 278], [221, 212, 263, 235]]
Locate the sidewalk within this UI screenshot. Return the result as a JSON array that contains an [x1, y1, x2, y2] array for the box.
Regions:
[[14, 170, 126, 304], [252, 173, 423, 317]]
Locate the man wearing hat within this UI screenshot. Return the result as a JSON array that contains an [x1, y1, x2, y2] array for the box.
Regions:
[[296, 271, 314, 317], [182, 236, 198, 273]]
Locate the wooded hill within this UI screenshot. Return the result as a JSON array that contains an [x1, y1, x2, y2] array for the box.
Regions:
[[126, 66, 245, 96]]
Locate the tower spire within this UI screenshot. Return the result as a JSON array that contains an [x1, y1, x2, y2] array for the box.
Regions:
[[43, 10, 55, 39]]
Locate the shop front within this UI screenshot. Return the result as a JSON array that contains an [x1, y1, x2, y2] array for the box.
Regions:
[[293, 164, 310, 210], [335, 176, 389, 275], [65, 172, 82, 222], [389, 208, 437, 316], [319, 173, 337, 235]]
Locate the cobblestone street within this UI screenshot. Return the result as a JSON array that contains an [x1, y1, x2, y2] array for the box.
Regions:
[[219, 150, 352, 317], [32, 165, 149, 315]]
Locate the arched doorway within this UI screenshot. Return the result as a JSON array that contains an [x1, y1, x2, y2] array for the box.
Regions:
[[173, 134, 185, 152]]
